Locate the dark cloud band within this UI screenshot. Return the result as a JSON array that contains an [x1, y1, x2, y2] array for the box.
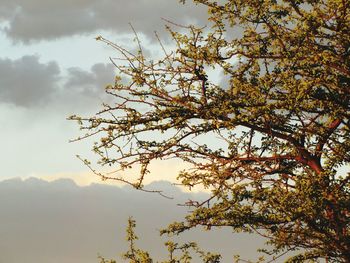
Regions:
[[0, 0, 207, 43]]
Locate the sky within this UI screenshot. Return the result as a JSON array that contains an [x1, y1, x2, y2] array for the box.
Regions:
[[0, 0, 210, 186], [1, 2, 348, 262]]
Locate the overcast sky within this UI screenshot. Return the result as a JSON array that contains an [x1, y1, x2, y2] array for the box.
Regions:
[[0, 178, 268, 263], [0, 0, 210, 185]]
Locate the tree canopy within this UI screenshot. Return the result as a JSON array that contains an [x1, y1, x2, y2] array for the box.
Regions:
[[70, 0, 350, 262]]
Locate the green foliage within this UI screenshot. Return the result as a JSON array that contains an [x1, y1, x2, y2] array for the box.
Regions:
[[122, 217, 152, 263], [71, 0, 350, 262], [98, 217, 221, 263]]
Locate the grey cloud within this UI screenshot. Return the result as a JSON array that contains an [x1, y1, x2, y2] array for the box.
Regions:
[[1, 0, 208, 43], [0, 55, 60, 107], [65, 63, 115, 91], [60, 63, 116, 112], [0, 56, 115, 109], [0, 178, 265, 263], [0, 4, 15, 22]]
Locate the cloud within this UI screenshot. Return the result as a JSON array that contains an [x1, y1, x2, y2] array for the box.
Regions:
[[60, 62, 116, 111], [1, 0, 208, 43], [0, 55, 60, 107], [0, 57, 116, 179], [0, 55, 115, 109], [64, 63, 115, 92], [0, 177, 265, 263]]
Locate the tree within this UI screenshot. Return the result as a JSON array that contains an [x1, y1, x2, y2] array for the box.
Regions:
[[98, 217, 222, 263], [70, 0, 350, 262]]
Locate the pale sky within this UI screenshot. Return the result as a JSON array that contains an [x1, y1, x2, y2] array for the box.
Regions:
[[0, 0, 209, 186]]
